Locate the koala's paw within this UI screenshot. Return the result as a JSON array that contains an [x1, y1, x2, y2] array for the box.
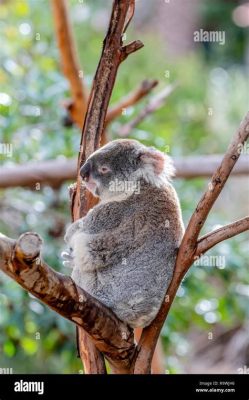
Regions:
[[61, 249, 74, 269]]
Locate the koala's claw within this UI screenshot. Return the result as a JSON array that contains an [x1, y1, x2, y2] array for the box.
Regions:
[[61, 250, 74, 269], [62, 260, 74, 268], [61, 250, 73, 260]]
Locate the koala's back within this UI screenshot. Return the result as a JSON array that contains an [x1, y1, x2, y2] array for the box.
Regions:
[[93, 238, 178, 327], [74, 182, 184, 328]]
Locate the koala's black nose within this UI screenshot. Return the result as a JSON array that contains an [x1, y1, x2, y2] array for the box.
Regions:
[[80, 161, 91, 181]]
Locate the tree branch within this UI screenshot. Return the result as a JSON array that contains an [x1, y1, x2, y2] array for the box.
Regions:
[[77, 328, 107, 374], [121, 40, 144, 59], [118, 84, 176, 136], [70, 0, 142, 373], [51, 0, 88, 128], [196, 217, 249, 257], [0, 232, 135, 373], [134, 111, 249, 374], [0, 154, 247, 189], [105, 79, 158, 125]]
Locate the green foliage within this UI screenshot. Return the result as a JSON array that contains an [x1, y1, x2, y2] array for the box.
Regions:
[[0, 0, 248, 373]]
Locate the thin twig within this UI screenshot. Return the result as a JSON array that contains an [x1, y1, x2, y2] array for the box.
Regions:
[[105, 79, 158, 125], [119, 84, 176, 137], [196, 217, 249, 257]]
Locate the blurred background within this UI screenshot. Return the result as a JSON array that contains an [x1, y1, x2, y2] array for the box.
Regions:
[[0, 0, 248, 373]]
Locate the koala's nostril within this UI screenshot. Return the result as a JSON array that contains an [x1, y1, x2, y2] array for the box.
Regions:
[[80, 161, 91, 181]]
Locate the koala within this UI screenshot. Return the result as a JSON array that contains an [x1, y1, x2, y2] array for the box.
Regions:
[[63, 139, 184, 328]]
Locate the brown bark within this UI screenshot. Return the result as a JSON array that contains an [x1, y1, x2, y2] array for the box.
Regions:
[[134, 328, 165, 374], [78, 328, 107, 374]]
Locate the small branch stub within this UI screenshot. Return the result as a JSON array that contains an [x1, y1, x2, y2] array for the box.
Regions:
[[14, 233, 43, 264], [121, 40, 144, 60]]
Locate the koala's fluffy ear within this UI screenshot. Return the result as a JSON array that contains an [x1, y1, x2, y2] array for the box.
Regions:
[[138, 147, 175, 180]]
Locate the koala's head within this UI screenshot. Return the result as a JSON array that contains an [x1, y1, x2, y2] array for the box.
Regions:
[[80, 139, 174, 201]]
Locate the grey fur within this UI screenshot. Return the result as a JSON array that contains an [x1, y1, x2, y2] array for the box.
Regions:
[[64, 139, 184, 328]]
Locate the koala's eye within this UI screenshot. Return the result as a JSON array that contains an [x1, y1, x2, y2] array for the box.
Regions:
[[98, 165, 110, 174]]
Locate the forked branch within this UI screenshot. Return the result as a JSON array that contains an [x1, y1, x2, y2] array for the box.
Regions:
[[134, 111, 249, 374]]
